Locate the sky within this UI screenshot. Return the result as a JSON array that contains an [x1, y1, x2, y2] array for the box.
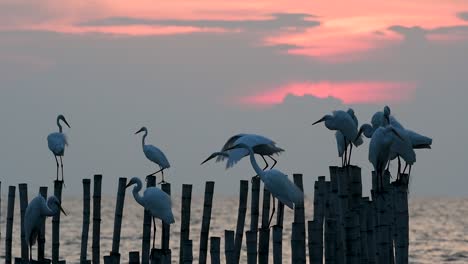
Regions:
[[0, 0, 467, 197]]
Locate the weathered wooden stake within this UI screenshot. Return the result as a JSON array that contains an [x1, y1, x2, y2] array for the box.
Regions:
[[312, 176, 326, 264], [5, 186, 16, 264], [183, 240, 193, 264], [161, 183, 172, 264], [258, 187, 270, 264], [394, 174, 409, 264], [234, 180, 248, 264], [210, 237, 221, 264], [52, 180, 64, 264], [324, 218, 337, 264], [224, 230, 235, 264], [330, 166, 346, 264], [92, 175, 102, 264], [129, 252, 140, 264], [80, 179, 91, 264], [249, 177, 260, 264], [19, 183, 29, 260], [308, 220, 322, 264], [291, 222, 306, 263], [359, 197, 369, 264], [246, 231, 257, 264], [38, 186, 48, 261], [272, 226, 283, 264], [293, 173, 306, 264], [109, 177, 127, 263], [199, 181, 215, 264], [179, 184, 192, 264], [366, 199, 377, 264], [142, 175, 156, 264], [345, 211, 361, 264]]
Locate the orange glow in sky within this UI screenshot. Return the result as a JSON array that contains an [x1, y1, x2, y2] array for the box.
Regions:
[[240, 81, 417, 106]]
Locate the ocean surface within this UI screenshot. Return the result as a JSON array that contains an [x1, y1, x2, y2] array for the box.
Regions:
[[1, 196, 467, 263]]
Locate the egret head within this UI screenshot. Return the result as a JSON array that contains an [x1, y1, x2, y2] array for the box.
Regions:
[[358, 124, 374, 139], [347, 108, 355, 116], [47, 196, 67, 216], [383, 106, 391, 124], [312, 114, 332, 126], [57, 114, 71, 128], [135, 127, 148, 135], [125, 177, 140, 189], [200, 152, 229, 165]]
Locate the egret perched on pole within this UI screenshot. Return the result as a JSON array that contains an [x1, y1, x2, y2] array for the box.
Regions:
[[135, 127, 171, 184], [24, 195, 67, 261], [225, 143, 303, 228], [47, 114, 71, 182], [125, 177, 175, 250], [201, 133, 284, 175], [313, 109, 361, 166]]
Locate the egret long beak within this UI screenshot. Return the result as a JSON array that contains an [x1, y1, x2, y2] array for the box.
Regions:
[[200, 152, 229, 165], [59, 204, 67, 216], [312, 116, 326, 126], [201, 154, 215, 165], [125, 182, 132, 189], [63, 118, 71, 128], [135, 128, 144, 135], [356, 127, 364, 140]]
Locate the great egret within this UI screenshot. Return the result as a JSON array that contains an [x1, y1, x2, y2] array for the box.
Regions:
[[365, 125, 404, 190], [126, 177, 175, 249], [135, 127, 171, 184], [24, 195, 66, 261], [201, 133, 284, 173], [47, 114, 70, 182], [225, 143, 303, 228], [313, 109, 361, 166]]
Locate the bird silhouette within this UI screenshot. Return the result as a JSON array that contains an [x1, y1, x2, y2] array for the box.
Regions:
[[47, 114, 70, 182]]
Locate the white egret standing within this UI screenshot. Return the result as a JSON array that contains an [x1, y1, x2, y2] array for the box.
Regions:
[[225, 143, 303, 227], [47, 115, 70, 182], [335, 109, 363, 166], [313, 110, 360, 166], [201, 133, 284, 175], [24, 195, 66, 261], [135, 127, 171, 184], [126, 177, 175, 249]]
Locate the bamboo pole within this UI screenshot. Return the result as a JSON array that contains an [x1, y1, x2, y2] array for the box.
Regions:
[[183, 240, 193, 264], [234, 180, 248, 264], [359, 197, 369, 264], [324, 218, 336, 264], [161, 183, 171, 264], [312, 176, 326, 264], [345, 211, 361, 264], [210, 237, 221, 264], [5, 186, 15, 264], [308, 220, 322, 264], [38, 186, 48, 261], [142, 175, 156, 264], [19, 183, 29, 260], [199, 181, 215, 264], [109, 177, 127, 263], [258, 187, 270, 264], [129, 252, 140, 264], [52, 180, 64, 264], [92, 175, 102, 264], [179, 184, 192, 264], [246, 231, 257, 264], [366, 199, 377, 264], [291, 222, 306, 263], [293, 173, 306, 264], [394, 174, 409, 264], [225, 230, 235, 264], [272, 226, 282, 264], [249, 177, 260, 263], [80, 179, 91, 264]]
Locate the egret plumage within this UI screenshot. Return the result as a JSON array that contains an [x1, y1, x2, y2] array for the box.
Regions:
[[313, 109, 361, 166], [47, 115, 70, 182], [126, 177, 175, 249], [24, 195, 66, 261], [226, 143, 303, 228], [135, 127, 171, 184], [201, 133, 284, 173]]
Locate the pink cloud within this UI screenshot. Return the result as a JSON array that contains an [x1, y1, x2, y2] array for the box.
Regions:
[[239, 81, 417, 106]]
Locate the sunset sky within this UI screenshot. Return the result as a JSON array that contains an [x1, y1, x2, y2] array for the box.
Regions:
[[0, 1, 467, 196]]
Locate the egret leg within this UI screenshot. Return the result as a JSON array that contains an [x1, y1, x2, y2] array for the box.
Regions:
[[348, 143, 353, 166], [148, 167, 164, 177], [343, 144, 348, 167], [268, 198, 276, 229], [402, 164, 408, 175], [158, 169, 166, 185], [29, 244, 32, 261], [152, 217, 156, 249], [261, 155, 269, 171], [59, 156, 64, 183], [397, 156, 401, 179], [408, 165, 412, 178], [54, 155, 59, 181], [268, 155, 278, 169], [341, 155, 344, 167]]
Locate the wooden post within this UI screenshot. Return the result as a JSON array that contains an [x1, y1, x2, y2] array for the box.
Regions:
[[225, 230, 235, 264], [199, 181, 215, 264], [246, 231, 258, 264], [366, 199, 377, 264], [109, 177, 127, 263], [5, 186, 16, 264], [359, 197, 369, 264], [38, 187, 48, 261], [312, 176, 326, 264], [92, 175, 102, 264], [18, 183, 29, 260], [210, 237, 221, 264], [249, 177, 260, 263], [129, 252, 140, 264], [234, 180, 248, 264], [183, 240, 193, 264], [308, 220, 322, 264], [179, 184, 192, 264], [345, 211, 361, 264], [142, 175, 156, 264], [52, 180, 64, 264], [161, 183, 171, 263], [80, 179, 91, 264], [258, 187, 270, 264], [291, 222, 306, 263], [293, 173, 306, 264], [330, 166, 346, 264], [394, 174, 409, 264], [324, 219, 336, 264], [272, 226, 282, 264]]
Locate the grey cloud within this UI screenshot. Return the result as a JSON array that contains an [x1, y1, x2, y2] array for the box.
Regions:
[[457, 11, 468, 21], [77, 13, 320, 32]]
